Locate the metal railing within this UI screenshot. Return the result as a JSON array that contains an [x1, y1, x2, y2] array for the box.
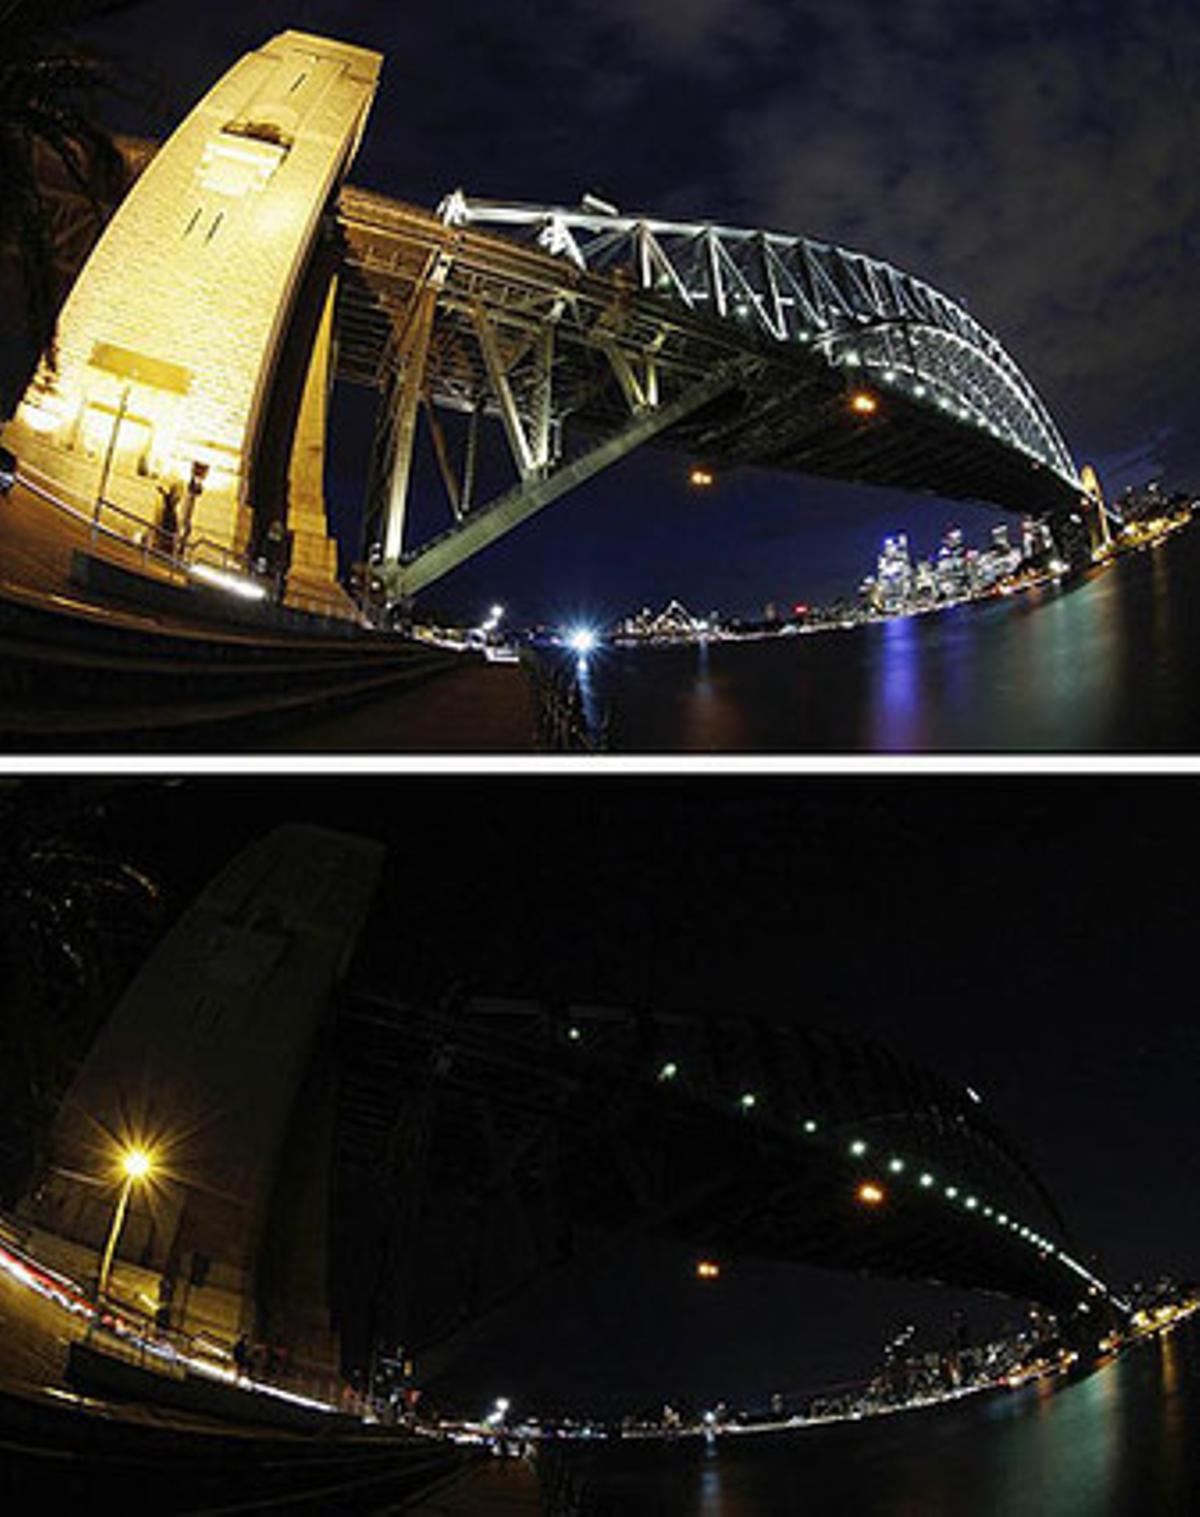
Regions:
[[13, 462, 359, 624], [522, 648, 609, 752]]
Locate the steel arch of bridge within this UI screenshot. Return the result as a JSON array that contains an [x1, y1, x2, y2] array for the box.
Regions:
[[337, 990, 1119, 1376], [440, 194, 1079, 490], [344, 187, 1084, 598]]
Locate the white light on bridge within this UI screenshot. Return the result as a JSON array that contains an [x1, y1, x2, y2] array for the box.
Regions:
[[849, 1140, 868, 1157], [919, 1172, 934, 1188]]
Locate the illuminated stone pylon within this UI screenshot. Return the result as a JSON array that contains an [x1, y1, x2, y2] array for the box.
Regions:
[[4, 31, 380, 599], [19, 825, 385, 1382], [1080, 462, 1112, 552]]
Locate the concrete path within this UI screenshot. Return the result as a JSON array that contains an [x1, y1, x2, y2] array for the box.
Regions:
[[402, 1453, 541, 1512], [264, 660, 538, 752], [0, 480, 540, 752]]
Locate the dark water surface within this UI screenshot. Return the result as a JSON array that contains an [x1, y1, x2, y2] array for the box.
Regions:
[[581, 528, 1200, 752], [566, 1323, 1199, 1515]]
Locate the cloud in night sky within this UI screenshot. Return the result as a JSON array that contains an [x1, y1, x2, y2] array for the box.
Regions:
[[573, 0, 1200, 478]]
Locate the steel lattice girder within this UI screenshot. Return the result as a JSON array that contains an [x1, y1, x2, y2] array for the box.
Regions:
[[336, 992, 1116, 1367], [331, 187, 1084, 587], [437, 194, 1080, 489]]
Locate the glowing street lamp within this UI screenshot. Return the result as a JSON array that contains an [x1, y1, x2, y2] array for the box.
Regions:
[[689, 466, 715, 488], [856, 1180, 886, 1206], [96, 1147, 153, 1304], [848, 390, 879, 417]]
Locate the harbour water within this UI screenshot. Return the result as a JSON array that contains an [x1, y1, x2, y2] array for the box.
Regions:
[[577, 527, 1200, 753], [561, 1321, 1199, 1515]]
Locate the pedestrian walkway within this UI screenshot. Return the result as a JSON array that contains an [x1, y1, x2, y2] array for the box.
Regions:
[[402, 1453, 540, 1512], [266, 660, 539, 752], [0, 479, 541, 752]]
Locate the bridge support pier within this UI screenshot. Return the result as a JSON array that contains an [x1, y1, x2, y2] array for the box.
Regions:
[[18, 826, 385, 1383], [3, 30, 381, 607]]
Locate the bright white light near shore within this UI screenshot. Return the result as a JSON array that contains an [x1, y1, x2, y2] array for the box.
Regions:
[[567, 627, 597, 655]]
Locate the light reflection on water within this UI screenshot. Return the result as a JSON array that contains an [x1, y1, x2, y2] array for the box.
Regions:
[[871, 613, 924, 751], [590, 527, 1200, 752], [574, 1322, 1200, 1515]]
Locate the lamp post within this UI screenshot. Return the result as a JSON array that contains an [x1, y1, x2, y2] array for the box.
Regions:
[[96, 1148, 152, 1305], [93, 383, 131, 525]]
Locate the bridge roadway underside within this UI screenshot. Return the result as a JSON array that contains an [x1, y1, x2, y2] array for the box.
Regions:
[[333, 190, 1081, 522], [336, 992, 1092, 1375]]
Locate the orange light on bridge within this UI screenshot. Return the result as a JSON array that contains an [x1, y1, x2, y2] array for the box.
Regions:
[[689, 467, 715, 487], [856, 1181, 886, 1206], [849, 390, 879, 417], [696, 1259, 721, 1280]]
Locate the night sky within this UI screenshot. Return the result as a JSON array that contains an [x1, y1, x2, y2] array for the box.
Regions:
[[64, 0, 1200, 622], [33, 776, 1197, 1414]]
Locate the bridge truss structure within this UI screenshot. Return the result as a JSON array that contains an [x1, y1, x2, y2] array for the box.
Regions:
[[336, 988, 1120, 1379], [334, 190, 1085, 599]]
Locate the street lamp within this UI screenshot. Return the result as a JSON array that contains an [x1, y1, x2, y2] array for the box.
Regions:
[[96, 1147, 153, 1304]]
